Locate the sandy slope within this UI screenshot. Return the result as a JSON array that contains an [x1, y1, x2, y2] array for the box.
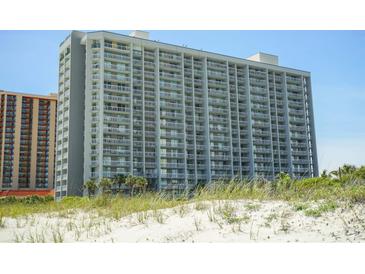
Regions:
[[1, 200, 365, 243]]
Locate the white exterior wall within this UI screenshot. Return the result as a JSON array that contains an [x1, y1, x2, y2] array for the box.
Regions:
[[55, 31, 319, 197]]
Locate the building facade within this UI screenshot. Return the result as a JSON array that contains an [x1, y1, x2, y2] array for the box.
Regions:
[[0, 90, 57, 192], [55, 30, 318, 199]]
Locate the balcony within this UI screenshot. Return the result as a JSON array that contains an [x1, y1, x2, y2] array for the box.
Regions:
[[104, 52, 130, 62], [210, 164, 232, 170], [292, 150, 308, 156], [251, 87, 267, 96], [287, 84, 302, 91], [160, 173, 185, 179], [251, 112, 269, 120], [289, 109, 305, 116], [160, 101, 181, 109], [207, 61, 226, 69], [160, 53, 181, 61], [254, 147, 272, 153], [145, 152, 156, 157], [160, 111, 183, 119], [160, 121, 184, 129], [209, 107, 228, 114], [290, 131, 307, 138], [160, 132, 184, 139], [287, 92, 302, 100], [210, 145, 230, 151], [103, 149, 130, 156], [103, 127, 130, 134], [160, 62, 181, 71], [104, 94, 129, 103], [250, 95, 267, 103], [250, 70, 266, 79], [103, 138, 129, 145], [292, 167, 310, 173], [104, 106, 129, 113], [160, 152, 185, 158], [104, 74, 129, 82], [253, 139, 271, 145], [209, 126, 228, 133], [208, 70, 226, 78], [254, 157, 272, 163], [160, 163, 185, 169], [104, 116, 130, 124], [209, 98, 226, 106], [208, 89, 227, 98], [160, 91, 183, 100], [104, 84, 130, 92], [210, 154, 231, 160], [254, 166, 273, 172], [160, 82, 182, 90], [288, 101, 303, 108], [144, 61, 155, 68]]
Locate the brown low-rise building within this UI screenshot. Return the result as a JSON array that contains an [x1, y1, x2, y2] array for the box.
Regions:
[[0, 90, 57, 194]]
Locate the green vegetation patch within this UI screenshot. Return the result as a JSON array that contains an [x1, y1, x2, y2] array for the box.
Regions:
[[0, 165, 364, 218], [304, 200, 338, 217]]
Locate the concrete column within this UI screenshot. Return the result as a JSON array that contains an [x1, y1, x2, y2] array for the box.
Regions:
[[300, 76, 311, 176], [225, 61, 234, 177], [282, 72, 293, 176], [83, 38, 93, 184], [203, 57, 211, 183], [305, 77, 319, 177], [181, 53, 188, 190], [0, 94, 7, 187], [142, 48, 146, 176], [245, 65, 255, 178], [272, 73, 282, 172], [48, 100, 57, 189], [191, 56, 198, 186], [155, 48, 161, 191], [29, 99, 39, 189], [98, 39, 105, 180], [234, 65, 242, 178], [265, 69, 275, 179], [12, 94, 22, 189], [130, 44, 134, 175]]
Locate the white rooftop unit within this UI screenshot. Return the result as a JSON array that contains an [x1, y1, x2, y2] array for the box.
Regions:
[[129, 30, 149, 40], [247, 52, 279, 65]]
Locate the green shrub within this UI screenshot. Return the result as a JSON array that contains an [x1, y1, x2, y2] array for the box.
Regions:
[[0, 196, 17, 204], [44, 195, 55, 202], [293, 202, 309, 211], [292, 177, 340, 191], [304, 200, 338, 217]]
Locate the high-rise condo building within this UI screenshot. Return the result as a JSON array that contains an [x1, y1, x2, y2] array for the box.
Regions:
[[55, 30, 318, 199], [0, 90, 57, 193]]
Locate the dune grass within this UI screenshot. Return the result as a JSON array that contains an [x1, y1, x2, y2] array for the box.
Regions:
[[1, 176, 365, 219]]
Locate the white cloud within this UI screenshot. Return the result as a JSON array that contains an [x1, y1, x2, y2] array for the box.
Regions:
[[317, 138, 365, 172]]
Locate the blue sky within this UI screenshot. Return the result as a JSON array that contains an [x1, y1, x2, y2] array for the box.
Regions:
[[0, 30, 364, 172]]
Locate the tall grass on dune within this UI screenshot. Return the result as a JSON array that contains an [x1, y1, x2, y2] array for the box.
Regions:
[[1, 168, 365, 219]]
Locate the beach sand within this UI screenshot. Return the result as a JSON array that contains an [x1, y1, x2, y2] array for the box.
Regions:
[[1, 200, 365, 243]]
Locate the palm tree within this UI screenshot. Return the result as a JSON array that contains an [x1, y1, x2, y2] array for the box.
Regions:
[[320, 169, 329, 178], [83, 179, 98, 198], [355, 166, 365, 179], [275, 172, 292, 191], [341, 164, 356, 175], [329, 169, 340, 179], [125, 174, 136, 196], [330, 165, 356, 180], [113, 174, 127, 193], [99, 178, 113, 195], [125, 175, 149, 196], [135, 176, 148, 194]]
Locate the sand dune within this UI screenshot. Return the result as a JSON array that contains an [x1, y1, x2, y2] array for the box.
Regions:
[[1, 200, 365, 243]]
